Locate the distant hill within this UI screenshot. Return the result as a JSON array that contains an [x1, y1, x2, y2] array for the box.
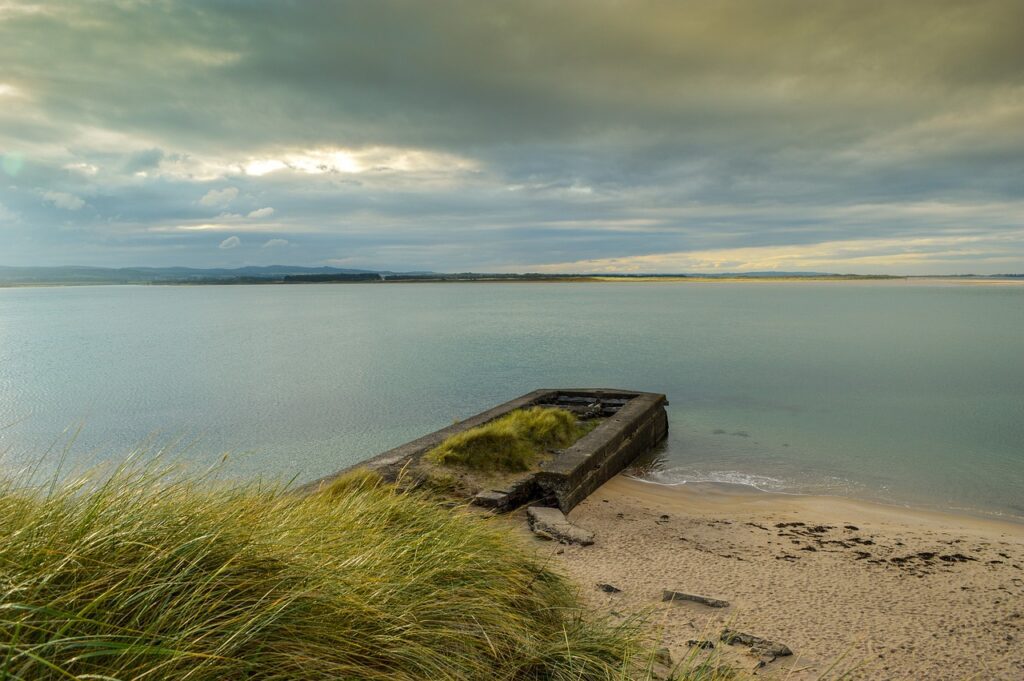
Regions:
[[697, 271, 834, 278], [0, 265, 394, 285], [3, 265, 1017, 287]]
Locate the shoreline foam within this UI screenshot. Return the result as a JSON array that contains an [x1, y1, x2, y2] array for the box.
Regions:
[[629, 474, 1024, 527]]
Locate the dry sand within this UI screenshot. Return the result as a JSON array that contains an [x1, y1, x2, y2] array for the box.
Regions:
[[522, 475, 1024, 680]]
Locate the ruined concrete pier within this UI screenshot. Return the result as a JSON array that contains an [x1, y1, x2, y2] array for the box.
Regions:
[[301, 388, 668, 513]]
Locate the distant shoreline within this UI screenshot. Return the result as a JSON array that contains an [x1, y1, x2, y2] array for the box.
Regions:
[[4, 273, 1024, 288]]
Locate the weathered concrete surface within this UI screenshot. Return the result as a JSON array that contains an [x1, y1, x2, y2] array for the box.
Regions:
[[298, 388, 668, 513], [471, 490, 511, 508], [535, 390, 668, 511], [526, 506, 595, 545]]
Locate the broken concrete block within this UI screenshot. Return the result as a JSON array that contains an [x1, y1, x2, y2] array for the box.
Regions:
[[526, 506, 595, 545], [471, 490, 510, 508]]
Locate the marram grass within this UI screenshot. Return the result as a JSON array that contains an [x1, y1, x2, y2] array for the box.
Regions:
[[426, 407, 592, 472], [0, 462, 655, 680]]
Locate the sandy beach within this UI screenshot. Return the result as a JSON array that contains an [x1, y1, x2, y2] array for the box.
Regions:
[[524, 476, 1024, 680]]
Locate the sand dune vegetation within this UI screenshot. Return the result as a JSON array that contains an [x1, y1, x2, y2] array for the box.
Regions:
[[426, 407, 593, 472], [0, 461, 739, 680]]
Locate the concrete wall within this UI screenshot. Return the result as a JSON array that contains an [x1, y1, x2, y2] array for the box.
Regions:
[[535, 391, 668, 511]]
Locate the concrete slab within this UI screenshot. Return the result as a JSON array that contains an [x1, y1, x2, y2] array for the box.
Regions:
[[526, 506, 595, 545]]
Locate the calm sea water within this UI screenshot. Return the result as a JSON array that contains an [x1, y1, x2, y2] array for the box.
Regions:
[[1, 282, 1022, 518]]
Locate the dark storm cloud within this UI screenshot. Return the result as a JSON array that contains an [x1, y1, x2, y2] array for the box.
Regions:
[[1, 0, 1023, 272]]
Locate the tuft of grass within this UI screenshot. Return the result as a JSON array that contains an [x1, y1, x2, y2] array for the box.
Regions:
[[320, 465, 385, 496], [660, 638, 744, 681], [425, 407, 593, 472], [416, 469, 469, 498], [0, 461, 650, 680]]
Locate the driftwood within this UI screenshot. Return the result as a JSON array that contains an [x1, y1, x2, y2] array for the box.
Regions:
[[661, 590, 729, 608]]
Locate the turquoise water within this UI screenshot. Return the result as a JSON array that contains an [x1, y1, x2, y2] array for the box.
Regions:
[[0, 282, 1022, 518]]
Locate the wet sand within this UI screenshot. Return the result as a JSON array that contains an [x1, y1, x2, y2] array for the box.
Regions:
[[524, 476, 1024, 679]]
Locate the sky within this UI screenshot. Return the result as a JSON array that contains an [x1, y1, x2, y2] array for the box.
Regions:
[[1, 0, 1023, 274]]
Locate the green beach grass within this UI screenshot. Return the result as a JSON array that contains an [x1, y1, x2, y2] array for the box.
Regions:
[[0, 459, 747, 680], [425, 406, 593, 472], [0, 461, 644, 680]]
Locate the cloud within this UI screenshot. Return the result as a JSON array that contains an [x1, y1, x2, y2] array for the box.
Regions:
[[199, 187, 239, 208], [42, 191, 85, 211], [122, 147, 165, 174], [63, 162, 98, 176], [1, 1, 1023, 272], [527, 230, 1024, 275], [244, 160, 287, 176], [218, 236, 241, 249], [248, 207, 274, 218], [262, 238, 289, 248], [0, 201, 17, 223], [240, 147, 477, 177]]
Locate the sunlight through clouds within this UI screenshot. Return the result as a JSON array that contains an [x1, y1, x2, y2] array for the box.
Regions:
[[241, 147, 477, 177], [0, 0, 1021, 271], [529, 232, 1024, 275]]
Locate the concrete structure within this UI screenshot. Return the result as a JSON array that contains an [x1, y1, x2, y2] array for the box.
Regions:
[[300, 388, 668, 513]]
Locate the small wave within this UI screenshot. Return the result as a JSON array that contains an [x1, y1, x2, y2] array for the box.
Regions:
[[635, 467, 789, 492], [630, 468, 1024, 524]]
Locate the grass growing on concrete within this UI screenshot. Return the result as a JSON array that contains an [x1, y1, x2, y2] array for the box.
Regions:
[[425, 406, 594, 472], [0, 462, 652, 680]]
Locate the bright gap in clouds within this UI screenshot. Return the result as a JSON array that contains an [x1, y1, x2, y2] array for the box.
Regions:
[[241, 147, 476, 177], [243, 150, 365, 176], [528, 232, 1024, 275], [243, 159, 289, 176]]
